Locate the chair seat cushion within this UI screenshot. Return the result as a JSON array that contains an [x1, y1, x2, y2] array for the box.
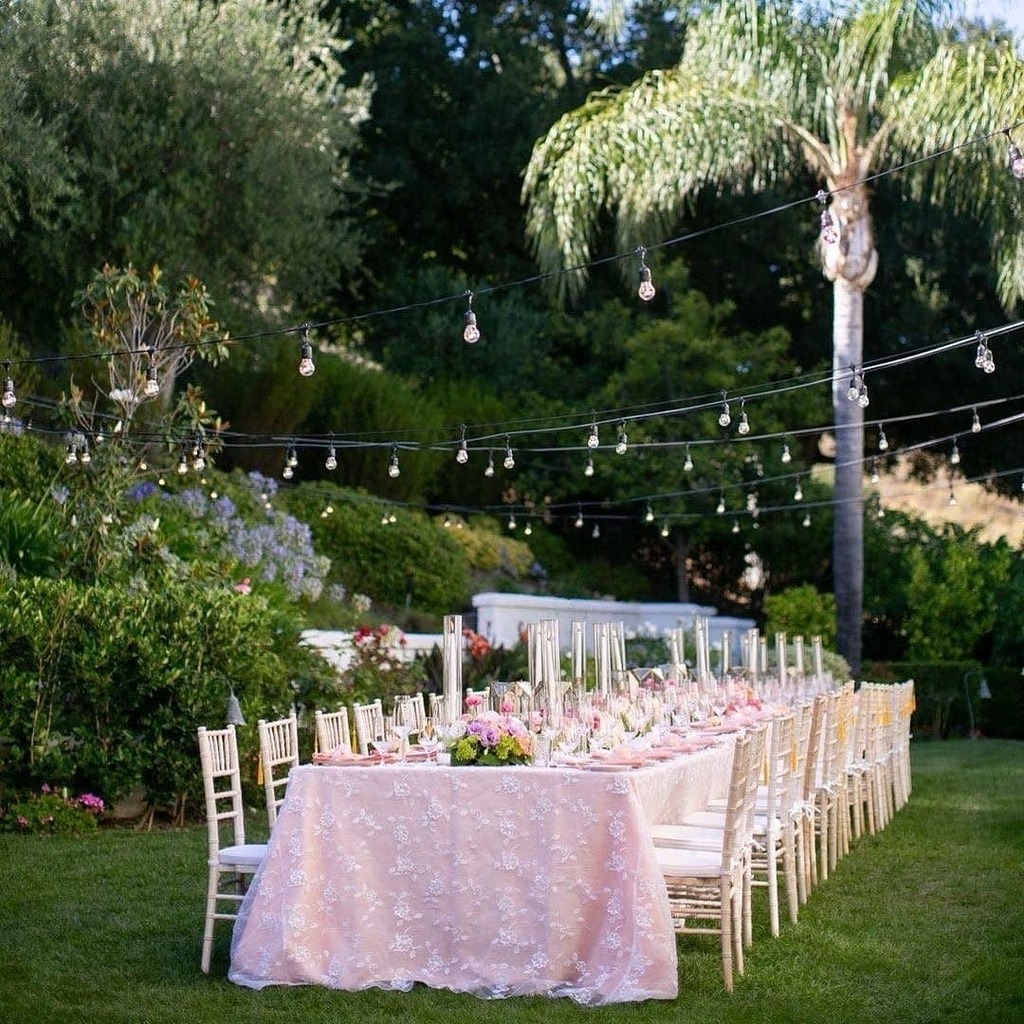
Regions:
[[654, 844, 726, 878], [651, 822, 726, 851], [219, 843, 266, 868]]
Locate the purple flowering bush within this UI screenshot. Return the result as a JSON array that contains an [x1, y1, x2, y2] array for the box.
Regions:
[[1, 784, 105, 835]]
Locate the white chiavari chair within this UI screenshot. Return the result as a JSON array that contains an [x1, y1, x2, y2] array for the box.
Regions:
[[257, 713, 300, 830], [314, 706, 352, 755], [197, 725, 266, 973]]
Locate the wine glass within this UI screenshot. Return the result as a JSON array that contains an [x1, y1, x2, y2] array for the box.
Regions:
[[419, 717, 439, 762], [390, 722, 412, 763], [370, 730, 391, 765]]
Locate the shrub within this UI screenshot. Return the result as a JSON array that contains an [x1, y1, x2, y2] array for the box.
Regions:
[[1, 785, 105, 835], [763, 584, 837, 649]]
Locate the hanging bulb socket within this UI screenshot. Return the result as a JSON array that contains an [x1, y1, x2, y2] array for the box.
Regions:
[[484, 451, 495, 477], [636, 247, 656, 302], [503, 437, 515, 470], [950, 439, 960, 466], [718, 392, 731, 428], [737, 399, 749, 435], [644, 503, 654, 524], [817, 190, 838, 245], [587, 419, 599, 449], [683, 445, 693, 472], [298, 325, 316, 377], [456, 425, 469, 465], [177, 451, 189, 475], [878, 426, 889, 452], [143, 348, 160, 398], [781, 443, 791, 464], [584, 454, 595, 478], [463, 292, 480, 344], [388, 447, 401, 478], [716, 493, 726, 515], [615, 420, 628, 455], [325, 445, 337, 471], [971, 409, 981, 434], [1005, 128, 1024, 180], [2, 362, 15, 409], [575, 508, 584, 529]]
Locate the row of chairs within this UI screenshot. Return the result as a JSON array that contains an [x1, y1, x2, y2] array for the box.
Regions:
[[647, 679, 914, 991]]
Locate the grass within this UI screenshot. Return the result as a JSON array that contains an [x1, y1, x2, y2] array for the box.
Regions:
[[1, 740, 1022, 1024]]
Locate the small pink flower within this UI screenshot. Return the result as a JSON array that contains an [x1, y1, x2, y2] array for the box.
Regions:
[[16, 815, 28, 829], [499, 695, 516, 714], [234, 577, 252, 595], [465, 693, 484, 709]]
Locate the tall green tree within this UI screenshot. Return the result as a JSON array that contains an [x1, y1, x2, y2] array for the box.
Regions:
[[521, 0, 1024, 671], [0, 0, 371, 348]]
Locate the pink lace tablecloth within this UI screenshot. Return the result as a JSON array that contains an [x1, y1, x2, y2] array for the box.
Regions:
[[229, 739, 734, 1005]]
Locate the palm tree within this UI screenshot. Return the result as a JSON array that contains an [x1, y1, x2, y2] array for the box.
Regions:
[[522, 0, 1024, 672]]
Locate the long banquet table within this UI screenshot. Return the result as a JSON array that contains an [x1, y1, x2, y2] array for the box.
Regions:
[[229, 738, 734, 1005]]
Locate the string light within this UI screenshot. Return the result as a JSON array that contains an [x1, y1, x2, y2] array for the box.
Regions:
[[731, 519, 740, 534], [846, 365, 860, 402], [683, 445, 693, 472], [325, 445, 337, 471], [592, 522, 601, 538], [1005, 127, 1024, 180], [878, 425, 889, 452], [78, 440, 91, 465], [508, 512, 517, 530], [780, 442, 791, 464], [287, 446, 299, 468], [974, 330, 995, 373], [143, 348, 160, 398], [463, 291, 480, 344], [718, 392, 731, 428], [615, 420, 628, 455], [456, 425, 469, 465], [948, 486, 957, 507], [716, 492, 726, 514], [802, 511, 812, 528], [523, 521, 532, 536], [636, 247, 656, 302], [660, 523, 669, 538], [575, 507, 584, 528], [65, 440, 77, 465], [950, 439, 961, 466], [737, 399, 749, 435], [484, 450, 495, 477], [817, 189, 838, 245], [503, 437, 515, 470], [388, 446, 401, 478], [298, 324, 316, 377], [177, 450, 189, 476], [584, 454, 595, 477], [644, 503, 655, 524], [587, 418, 600, 448], [192, 437, 206, 472], [2, 363, 15, 409], [443, 513, 452, 528], [870, 459, 880, 484], [971, 408, 981, 434], [794, 478, 804, 501]]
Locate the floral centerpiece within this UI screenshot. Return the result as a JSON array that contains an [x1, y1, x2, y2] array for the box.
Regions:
[[449, 707, 533, 767]]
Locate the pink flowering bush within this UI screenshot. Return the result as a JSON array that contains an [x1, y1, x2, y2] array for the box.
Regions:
[[450, 708, 533, 766], [1, 784, 105, 835]]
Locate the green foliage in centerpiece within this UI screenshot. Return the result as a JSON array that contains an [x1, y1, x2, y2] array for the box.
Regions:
[[449, 711, 533, 766]]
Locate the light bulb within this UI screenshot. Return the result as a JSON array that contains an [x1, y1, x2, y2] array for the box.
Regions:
[[718, 395, 731, 428], [463, 305, 480, 344], [637, 265, 655, 302], [857, 382, 870, 408], [523, 522, 532, 536], [388, 513, 396, 523], [846, 368, 860, 402], [781, 443, 791, 464], [683, 446, 693, 472], [794, 482, 804, 501], [79, 443, 91, 465], [731, 519, 740, 534], [645, 504, 654, 524], [144, 362, 160, 398], [1008, 134, 1024, 180], [443, 514, 452, 528], [971, 409, 981, 434], [870, 459, 880, 484], [381, 512, 389, 525], [660, 523, 669, 538], [716, 494, 726, 515], [615, 422, 628, 455], [177, 453, 189, 475], [503, 441, 515, 470], [193, 454, 205, 472], [456, 440, 469, 464], [508, 514, 517, 530], [298, 339, 316, 378], [575, 510, 584, 528], [587, 422, 599, 448], [820, 208, 838, 246], [139, 459, 148, 472], [877, 505, 886, 519], [2, 367, 15, 409], [484, 455, 495, 478], [950, 440, 960, 466], [948, 490, 957, 507], [65, 443, 77, 465], [592, 523, 600, 538], [737, 409, 750, 435], [803, 512, 812, 528], [287, 448, 298, 468], [282, 465, 294, 480], [974, 331, 988, 369], [878, 428, 888, 452], [388, 451, 400, 478], [584, 455, 595, 477], [746, 491, 758, 513], [325, 446, 337, 471]]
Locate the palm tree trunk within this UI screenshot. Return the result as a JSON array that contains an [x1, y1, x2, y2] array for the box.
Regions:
[[831, 276, 865, 675]]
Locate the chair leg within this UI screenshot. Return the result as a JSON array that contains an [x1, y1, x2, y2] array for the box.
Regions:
[[201, 865, 219, 974], [782, 826, 799, 925], [721, 889, 735, 993]]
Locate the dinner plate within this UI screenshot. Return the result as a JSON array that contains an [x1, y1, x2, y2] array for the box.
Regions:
[[582, 761, 644, 771]]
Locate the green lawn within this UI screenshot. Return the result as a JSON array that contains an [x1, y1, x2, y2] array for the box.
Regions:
[[1, 740, 1022, 1024]]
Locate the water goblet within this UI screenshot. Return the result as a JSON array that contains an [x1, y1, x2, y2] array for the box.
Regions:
[[419, 716, 440, 762]]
